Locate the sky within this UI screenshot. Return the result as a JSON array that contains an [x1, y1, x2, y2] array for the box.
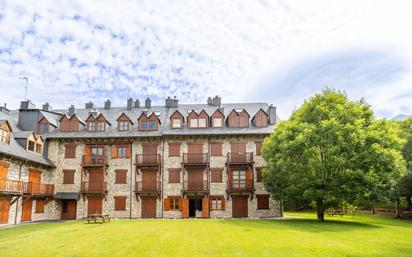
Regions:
[[0, 0, 411, 119]]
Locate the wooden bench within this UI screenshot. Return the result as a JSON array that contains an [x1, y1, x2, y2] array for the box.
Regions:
[[87, 214, 111, 223], [327, 209, 344, 217]]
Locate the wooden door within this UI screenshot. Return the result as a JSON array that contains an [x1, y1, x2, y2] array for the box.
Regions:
[[21, 198, 32, 221], [88, 169, 103, 191], [188, 169, 203, 190], [232, 195, 248, 218], [142, 170, 157, 191], [188, 143, 203, 162], [182, 198, 189, 218], [141, 197, 157, 218], [0, 163, 8, 178], [231, 142, 246, 162], [29, 169, 41, 194], [142, 144, 157, 163], [87, 196, 103, 215], [0, 197, 10, 224], [202, 197, 209, 218], [61, 200, 77, 220]]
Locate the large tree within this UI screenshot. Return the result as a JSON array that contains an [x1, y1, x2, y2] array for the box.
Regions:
[[262, 88, 406, 221]]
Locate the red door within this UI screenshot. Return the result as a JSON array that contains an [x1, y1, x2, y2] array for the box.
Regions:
[[61, 200, 77, 220], [88, 196, 103, 215], [21, 198, 32, 221], [0, 197, 10, 224], [231, 142, 246, 162], [232, 195, 248, 218], [141, 197, 157, 218]]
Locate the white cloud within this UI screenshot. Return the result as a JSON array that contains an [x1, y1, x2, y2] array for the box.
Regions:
[[0, 0, 411, 118]]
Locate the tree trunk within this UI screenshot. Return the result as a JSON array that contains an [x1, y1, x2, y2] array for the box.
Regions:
[[279, 199, 284, 217], [316, 199, 325, 222], [371, 207, 375, 215], [406, 197, 412, 210], [395, 197, 401, 218]]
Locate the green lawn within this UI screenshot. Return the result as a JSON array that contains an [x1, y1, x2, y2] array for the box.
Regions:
[[0, 212, 411, 257]]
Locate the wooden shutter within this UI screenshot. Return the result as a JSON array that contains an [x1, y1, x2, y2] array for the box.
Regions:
[[125, 145, 131, 158], [0, 163, 8, 178], [221, 197, 226, 210], [256, 168, 262, 182], [163, 197, 170, 211], [178, 197, 183, 210], [228, 168, 233, 188], [63, 169, 75, 184], [84, 145, 91, 156], [35, 199, 45, 213], [211, 168, 223, 183], [111, 145, 117, 158], [202, 197, 209, 218], [114, 196, 126, 211], [256, 141, 262, 155], [257, 195, 269, 209], [168, 142, 180, 156], [168, 169, 180, 183], [64, 144, 76, 158], [115, 170, 127, 184], [247, 167, 253, 187], [188, 142, 203, 154], [210, 142, 222, 156], [231, 142, 246, 154], [143, 144, 157, 154], [182, 198, 189, 218]]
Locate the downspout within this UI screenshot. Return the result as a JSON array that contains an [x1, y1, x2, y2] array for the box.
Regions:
[[14, 161, 23, 225], [161, 138, 165, 218], [207, 135, 211, 218], [129, 140, 133, 219]]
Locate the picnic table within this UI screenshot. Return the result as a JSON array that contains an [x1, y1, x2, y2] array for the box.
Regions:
[[87, 214, 111, 223], [326, 209, 344, 217]]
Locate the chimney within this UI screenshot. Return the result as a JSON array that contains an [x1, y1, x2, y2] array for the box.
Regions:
[[42, 102, 52, 111], [207, 97, 213, 105], [212, 95, 221, 107], [0, 103, 9, 113], [268, 105, 277, 125], [145, 97, 151, 109], [85, 101, 94, 109], [171, 96, 178, 108], [20, 100, 36, 110], [127, 98, 133, 110], [68, 105, 76, 116], [104, 99, 111, 109], [165, 96, 172, 108], [134, 99, 140, 108]]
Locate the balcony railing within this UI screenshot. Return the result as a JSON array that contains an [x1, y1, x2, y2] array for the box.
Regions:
[[135, 154, 161, 167], [227, 153, 253, 164], [81, 181, 107, 194], [134, 181, 161, 193], [0, 178, 23, 194], [227, 178, 254, 193], [183, 180, 209, 192], [82, 155, 107, 166], [23, 182, 54, 196], [182, 153, 209, 165]]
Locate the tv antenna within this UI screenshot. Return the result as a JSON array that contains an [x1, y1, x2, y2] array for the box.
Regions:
[[19, 77, 28, 100]]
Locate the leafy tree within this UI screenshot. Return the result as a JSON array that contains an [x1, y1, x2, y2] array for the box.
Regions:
[[397, 117, 412, 209], [262, 88, 406, 221]]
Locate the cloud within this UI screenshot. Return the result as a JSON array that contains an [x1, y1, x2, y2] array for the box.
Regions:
[[0, 0, 411, 119]]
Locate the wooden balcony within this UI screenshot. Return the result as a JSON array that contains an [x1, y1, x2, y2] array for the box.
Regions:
[[134, 181, 161, 194], [227, 153, 253, 165], [23, 182, 54, 196], [82, 155, 107, 167], [182, 153, 209, 166], [227, 179, 254, 193], [81, 181, 107, 194], [0, 178, 23, 195], [135, 154, 161, 167], [182, 180, 209, 193]]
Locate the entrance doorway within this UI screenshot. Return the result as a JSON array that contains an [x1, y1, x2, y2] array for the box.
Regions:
[[61, 200, 77, 220], [232, 195, 248, 218], [189, 197, 203, 218]]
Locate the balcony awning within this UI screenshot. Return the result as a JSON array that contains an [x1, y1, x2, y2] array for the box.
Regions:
[[54, 192, 80, 200]]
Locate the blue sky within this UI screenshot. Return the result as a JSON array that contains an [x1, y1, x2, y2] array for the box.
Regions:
[[0, 0, 411, 119]]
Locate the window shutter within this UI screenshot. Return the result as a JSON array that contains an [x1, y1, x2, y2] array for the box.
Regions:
[[168, 169, 180, 183], [112, 145, 117, 158], [168, 142, 180, 156], [256, 167, 262, 182], [63, 169, 75, 184], [35, 199, 45, 213], [115, 170, 127, 184], [178, 197, 183, 210], [84, 145, 91, 156], [211, 169, 223, 183], [125, 145, 131, 158], [64, 144, 76, 158], [114, 196, 126, 211], [256, 141, 262, 155], [164, 197, 170, 210], [210, 142, 222, 156], [257, 195, 269, 209], [221, 197, 225, 210]]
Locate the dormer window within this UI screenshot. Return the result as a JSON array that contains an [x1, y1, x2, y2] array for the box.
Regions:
[[188, 110, 209, 129], [212, 118, 222, 128], [35, 143, 42, 154], [141, 120, 155, 130], [170, 110, 184, 129], [118, 121, 129, 131], [88, 121, 97, 131], [0, 120, 12, 144], [138, 112, 160, 131], [97, 121, 105, 131], [172, 119, 181, 128], [86, 113, 109, 132], [28, 140, 35, 151]]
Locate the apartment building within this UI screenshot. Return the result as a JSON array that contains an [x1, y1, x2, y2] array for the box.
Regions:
[[0, 96, 281, 224]]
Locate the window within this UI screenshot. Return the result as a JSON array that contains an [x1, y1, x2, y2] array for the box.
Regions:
[[63, 169, 75, 184], [210, 196, 225, 210], [232, 170, 247, 189], [190, 118, 198, 128], [211, 168, 223, 183], [169, 197, 180, 210], [256, 167, 262, 182], [210, 142, 222, 156], [35, 144, 42, 154], [213, 118, 222, 128], [114, 196, 127, 211], [256, 141, 262, 156], [149, 120, 155, 129], [115, 170, 127, 184], [172, 119, 181, 128], [35, 199, 45, 213], [198, 118, 207, 128], [118, 121, 129, 131], [28, 141, 35, 152], [168, 169, 180, 183], [97, 121, 105, 131], [257, 195, 270, 210], [117, 146, 127, 158], [168, 143, 180, 157], [0, 129, 8, 143], [88, 121, 97, 131], [141, 121, 148, 129], [64, 144, 76, 158], [38, 123, 49, 133]]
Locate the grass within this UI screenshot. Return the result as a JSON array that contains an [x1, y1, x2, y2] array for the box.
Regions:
[[0, 212, 411, 257]]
